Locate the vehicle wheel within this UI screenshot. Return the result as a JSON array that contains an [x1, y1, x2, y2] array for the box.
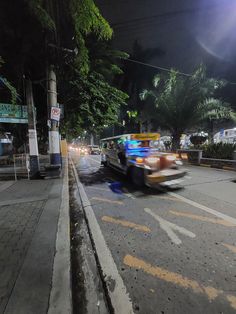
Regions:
[[131, 167, 145, 187], [102, 160, 108, 167]]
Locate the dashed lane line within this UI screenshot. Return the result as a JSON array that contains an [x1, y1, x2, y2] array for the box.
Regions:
[[123, 254, 236, 310], [222, 243, 236, 254], [91, 197, 124, 205], [102, 216, 151, 233], [169, 192, 236, 226], [169, 210, 236, 227], [155, 195, 182, 202]]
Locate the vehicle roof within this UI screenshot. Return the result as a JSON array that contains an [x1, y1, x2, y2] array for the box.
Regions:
[[100, 133, 160, 141]]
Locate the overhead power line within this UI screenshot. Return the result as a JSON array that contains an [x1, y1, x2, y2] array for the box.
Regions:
[[124, 58, 236, 85], [112, 4, 224, 28]]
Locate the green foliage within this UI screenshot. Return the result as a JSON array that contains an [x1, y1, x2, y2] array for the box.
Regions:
[[62, 71, 128, 137], [26, 0, 55, 30], [201, 98, 236, 122], [202, 143, 236, 160], [89, 40, 129, 80], [0, 57, 17, 104], [70, 0, 113, 75], [140, 64, 231, 149]]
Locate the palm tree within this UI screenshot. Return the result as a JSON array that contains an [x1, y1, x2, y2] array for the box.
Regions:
[[201, 98, 236, 142], [140, 64, 234, 150]]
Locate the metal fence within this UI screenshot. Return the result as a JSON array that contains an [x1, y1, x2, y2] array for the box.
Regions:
[[0, 154, 51, 180], [13, 154, 30, 180]]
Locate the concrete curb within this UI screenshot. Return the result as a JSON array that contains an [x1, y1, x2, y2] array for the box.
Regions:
[[70, 157, 134, 314], [198, 163, 236, 171], [48, 157, 72, 314]]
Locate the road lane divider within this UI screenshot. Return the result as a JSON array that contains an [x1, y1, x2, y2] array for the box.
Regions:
[[222, 243, 236, 254], [70, 158, 134, 314], [169, 210, 236, 227], [102, 216, 151, 233], [91, 197, 124, 205], [144, 208, 195, 245], [156, 195, 183, 202], [169, 192, 236, 226], [123, 254, 236, 310]]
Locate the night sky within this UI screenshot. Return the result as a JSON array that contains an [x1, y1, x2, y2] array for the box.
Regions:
[[95, 0, 236, 80]]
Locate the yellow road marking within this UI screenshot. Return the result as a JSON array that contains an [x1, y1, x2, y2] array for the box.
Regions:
[[91, 197, 124, 205], [222, 243, 236, 253], [169, 210, 236, 227], [227, 295, 236, 310], [123, 254, 236, 309], [102, 216, 151, 233]]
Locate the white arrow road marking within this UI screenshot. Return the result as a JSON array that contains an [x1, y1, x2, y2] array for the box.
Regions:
[[144, 208, 196, 245]]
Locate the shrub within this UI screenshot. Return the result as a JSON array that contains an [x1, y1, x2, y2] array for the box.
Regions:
[[202, 143, 236, 160]]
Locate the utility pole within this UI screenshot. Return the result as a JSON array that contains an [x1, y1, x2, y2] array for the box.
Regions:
[[26, 79, 40, 178], [48, 65, 61, 166]]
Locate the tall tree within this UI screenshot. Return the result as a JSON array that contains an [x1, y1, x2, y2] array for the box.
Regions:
[[120, 40, 164, 131], [0, 0, 127, 146], [140, 65, 233, 150]]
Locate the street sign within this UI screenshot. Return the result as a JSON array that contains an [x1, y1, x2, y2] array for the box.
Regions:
[[0, 103, 28, 124], [50, 106, 61, 121]]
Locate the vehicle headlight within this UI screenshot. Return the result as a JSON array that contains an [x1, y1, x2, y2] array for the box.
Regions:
[[145, 157, 160, 168], [146, 157, 160, 164], [166, 155, 176, 161]]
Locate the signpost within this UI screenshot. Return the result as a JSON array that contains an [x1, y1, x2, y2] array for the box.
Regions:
[[50, 106, 61, 122]]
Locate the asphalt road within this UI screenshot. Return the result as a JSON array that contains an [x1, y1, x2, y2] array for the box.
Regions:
[[72, 153, 236, 314]]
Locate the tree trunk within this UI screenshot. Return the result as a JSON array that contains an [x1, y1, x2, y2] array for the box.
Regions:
[[171, 132, 181, 152], [209, 120, 214, 143]]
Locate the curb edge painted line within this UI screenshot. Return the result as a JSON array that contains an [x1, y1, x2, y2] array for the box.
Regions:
[[222, 166, 235, 171], [71, 157, 134, 314], [191, 163, 236, 172], [48, 157, 72, 314]]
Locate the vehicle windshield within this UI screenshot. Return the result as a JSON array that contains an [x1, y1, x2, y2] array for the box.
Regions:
[[127, 140, 160, 150]]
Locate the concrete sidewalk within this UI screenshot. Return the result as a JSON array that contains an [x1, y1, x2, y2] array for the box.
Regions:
[[0, 159, 71, 314]]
